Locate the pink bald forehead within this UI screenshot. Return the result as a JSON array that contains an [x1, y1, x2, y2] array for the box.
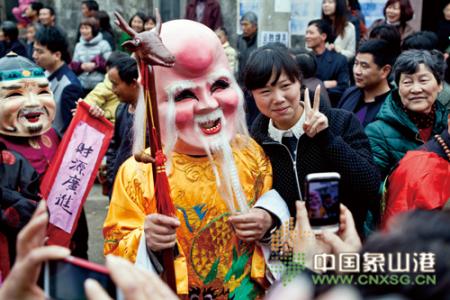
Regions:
[[156, 20, 229, 77]]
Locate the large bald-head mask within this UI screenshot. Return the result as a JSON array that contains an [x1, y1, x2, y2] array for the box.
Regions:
[[152, 20, 246, 156], [0, 52, 55, 137]]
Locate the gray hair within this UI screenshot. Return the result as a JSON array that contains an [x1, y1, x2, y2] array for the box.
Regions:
[[240, 11, 258, 26], [394, 49, 446, 85]]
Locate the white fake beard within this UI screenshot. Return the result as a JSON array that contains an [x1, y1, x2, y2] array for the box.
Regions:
[[195, 110, 249, 214], [132, 84, 146, 156]]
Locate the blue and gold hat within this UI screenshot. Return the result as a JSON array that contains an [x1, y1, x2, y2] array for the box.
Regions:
[[0, 52, 45, 82]]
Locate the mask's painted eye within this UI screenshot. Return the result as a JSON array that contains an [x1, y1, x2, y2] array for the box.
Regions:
[[174, 90, 197, 102], [38, 89, 51, 95], [5, 92, 22, 98], [211, 79, 230, 93]]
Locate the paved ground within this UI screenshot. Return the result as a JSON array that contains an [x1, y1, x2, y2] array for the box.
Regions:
[[85, 184, 109, 264]]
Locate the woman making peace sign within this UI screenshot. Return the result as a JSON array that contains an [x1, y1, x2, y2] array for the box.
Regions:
[[246, 44, 380, 234]]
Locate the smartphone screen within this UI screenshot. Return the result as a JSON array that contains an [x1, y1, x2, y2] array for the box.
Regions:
[[45, 257, 117, 300], [306, 177, 340, 230]]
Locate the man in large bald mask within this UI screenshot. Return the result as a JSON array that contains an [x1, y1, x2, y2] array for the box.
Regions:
[[104, 20, 288, 298]]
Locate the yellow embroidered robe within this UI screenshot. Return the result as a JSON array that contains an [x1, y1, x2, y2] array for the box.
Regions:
[[103, 136, 272, 299]]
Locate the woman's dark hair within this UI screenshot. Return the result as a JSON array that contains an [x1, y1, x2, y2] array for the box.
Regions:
[[35, 26, 71, 63], [321, 0, 349, 39], [96, 10, 114, 38], [294, 51, 317, 79], [147, 15, 156, 25], [113, 56, 138, 84], [243, 44, 301, 91], [1, 21, 19, 41], [394, 49, 445, 85], [369, 24, 401, 45], [401, 31, 439, 52], [383, 0, 414, 26], [360, 209, 450, 300], [348, 0, 361, 10], [30, 2, 44, 13], [128, 12, 148, 32], [80, 17, 100, 37]]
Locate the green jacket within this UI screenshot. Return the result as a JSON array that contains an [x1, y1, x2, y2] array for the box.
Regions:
[[365, 89, 448, 179]]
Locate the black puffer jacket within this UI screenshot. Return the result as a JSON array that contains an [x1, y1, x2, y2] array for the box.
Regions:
[[251, 106, 380, 233]]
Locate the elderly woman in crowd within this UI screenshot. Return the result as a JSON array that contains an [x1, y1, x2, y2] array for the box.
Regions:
[[70, 17, 112, 96], [246, 44, 380, 233], [366, 49, 449, 180]]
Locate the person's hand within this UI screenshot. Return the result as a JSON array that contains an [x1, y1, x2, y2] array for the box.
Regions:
[[228, 208, 274, 242], [81, 62, 96, 72], [71, 99, 105, 119], [0, 201, 70, 300], [84, 255, 178, 300], [303, 85, 329, 138], [292, 201, 331, 270], [71, 98, 82, 116], [323, 80, 337, 89], [88, 103, 105, 118], [318, 204, 362, 254], [144, 214, 180, 252]]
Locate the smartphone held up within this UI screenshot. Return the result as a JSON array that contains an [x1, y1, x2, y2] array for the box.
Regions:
[[44, 256, 123, 300], [305, 172, 340, 233]]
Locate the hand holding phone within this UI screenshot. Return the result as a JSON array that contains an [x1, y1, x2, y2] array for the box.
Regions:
[[320, 204, 362, 254], [44, 256, 121, 300], [305, 172, 340, 233]]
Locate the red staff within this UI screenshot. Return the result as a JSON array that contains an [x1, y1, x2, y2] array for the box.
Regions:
[[114, 9, 177, 292]]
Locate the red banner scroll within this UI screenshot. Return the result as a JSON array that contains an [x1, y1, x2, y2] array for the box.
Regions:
[[41, 101, 113, 247]]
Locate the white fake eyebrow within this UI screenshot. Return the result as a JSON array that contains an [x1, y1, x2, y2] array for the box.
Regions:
[[207, 69, 234, 85], [165, 80, 198, 100]]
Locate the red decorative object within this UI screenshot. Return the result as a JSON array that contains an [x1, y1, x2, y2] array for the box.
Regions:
[[1, 150, 16, 165], [40, 101, 113, 248]]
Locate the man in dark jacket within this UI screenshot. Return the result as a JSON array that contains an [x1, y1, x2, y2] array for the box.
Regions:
[[105, 55, 139, 196], [237, 11, 259, 127], [338, 39, 394, 128], [33, 26, 83, 136], [305, 19, 350, 106], [237, 11, 258, 85], [185, 0, 222, 30]]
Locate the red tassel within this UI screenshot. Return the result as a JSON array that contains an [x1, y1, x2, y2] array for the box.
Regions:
[[154, 150, 176, 216]]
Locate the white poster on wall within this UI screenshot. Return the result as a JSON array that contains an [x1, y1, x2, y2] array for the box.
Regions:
[[275, 0, 291, 13], [260, 31, 290, 47], [290, 0, 322, 35]]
